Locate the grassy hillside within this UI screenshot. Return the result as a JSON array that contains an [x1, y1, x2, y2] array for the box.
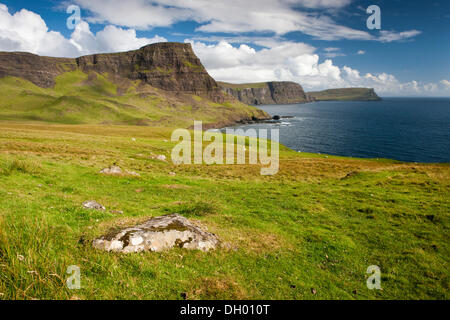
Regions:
[[0, 122, 448, 300], [308, 88, 381, 101], [0, 72, 265, 128]]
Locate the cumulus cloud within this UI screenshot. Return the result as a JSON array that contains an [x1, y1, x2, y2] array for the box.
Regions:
[[0, 4, 77, 57], [0, 3, 166, 57], [74, 0, 420, 42], [357, 50, 365, 55], [70, 22, 166, 55], [189, 40, 448, 96]]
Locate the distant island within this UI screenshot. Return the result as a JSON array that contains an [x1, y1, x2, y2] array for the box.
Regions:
[[219, 81, 381, 105], [308, 88, 381, 101]]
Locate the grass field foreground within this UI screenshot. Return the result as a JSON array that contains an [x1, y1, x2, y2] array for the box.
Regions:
[[0, 122, 448, 300]]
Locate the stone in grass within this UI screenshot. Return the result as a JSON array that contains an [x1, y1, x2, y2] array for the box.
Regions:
[[99, 165, 123, 175], [93, 214, 219, 253], [99, 166, 140, 177], [83, 201, 106, 211], [150, 154, 167, 162]]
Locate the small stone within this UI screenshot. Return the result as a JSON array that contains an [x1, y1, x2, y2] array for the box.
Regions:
[[169, 172, 176, 176], [125, 170, 141, 177], [311, 288, 317, 295], [131, 138, 136, 142], [99, 166, 123, 175], [82, 201, 106, 211], [111, 210, 124, 215], [156, 155, 167, 161]]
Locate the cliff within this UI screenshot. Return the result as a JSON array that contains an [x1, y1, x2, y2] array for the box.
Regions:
[[219, 81, 312, 105], [0, 43, 224, 102], [307, 88, 381, 101], [0, 43, 269, 127]]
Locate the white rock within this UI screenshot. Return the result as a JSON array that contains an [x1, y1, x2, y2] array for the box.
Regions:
[[99, 166, 123, 175], [156, 155, 167, 161], [82, 201, 106, 211], [93, 214, 219, 253]]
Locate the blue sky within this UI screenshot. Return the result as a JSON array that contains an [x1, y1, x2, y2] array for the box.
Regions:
[[0, 0, 449, 96]]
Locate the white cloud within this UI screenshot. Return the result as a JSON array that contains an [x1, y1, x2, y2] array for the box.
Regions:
[[378, 30, 422, 42], [74, 0, 420, 42], [0, 4, 77, 57], [71, 22, 166, 55], [357, 50, 365, 55], [440, 80, 450, 88], [323, 47, 345, 58], [0, 3, 166, 57], [0, 3, 446, 97], [189, 40, 449, 96]]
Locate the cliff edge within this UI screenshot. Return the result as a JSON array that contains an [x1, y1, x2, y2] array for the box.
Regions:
[[219, 81, 312, 105]]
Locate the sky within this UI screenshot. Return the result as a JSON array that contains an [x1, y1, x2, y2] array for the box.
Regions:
[[0, 0, 449, 96]]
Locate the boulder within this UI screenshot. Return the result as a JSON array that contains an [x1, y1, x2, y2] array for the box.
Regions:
[[83, 201, 106, 211], [93, 214, 219, 253]]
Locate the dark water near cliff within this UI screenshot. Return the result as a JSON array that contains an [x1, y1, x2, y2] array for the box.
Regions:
[[229, 98, 450, 163]]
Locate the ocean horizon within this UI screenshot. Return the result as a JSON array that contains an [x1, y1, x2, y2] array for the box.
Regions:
[[229, 97, 450, 163]]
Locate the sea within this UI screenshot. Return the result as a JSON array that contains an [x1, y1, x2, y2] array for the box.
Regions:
[[226, 98, 450, 163]]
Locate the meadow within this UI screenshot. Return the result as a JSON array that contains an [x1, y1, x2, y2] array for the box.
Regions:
[[0, 122, 448, 300]]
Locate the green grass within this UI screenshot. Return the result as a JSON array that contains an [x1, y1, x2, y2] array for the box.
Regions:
[[0, 73, 265, 127], [0, 122, 448, 300]]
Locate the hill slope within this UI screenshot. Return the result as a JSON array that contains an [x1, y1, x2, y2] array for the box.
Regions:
[[0, 43, 269, 128], [219, 81, 312, 105], [308, 88, 381, 101]]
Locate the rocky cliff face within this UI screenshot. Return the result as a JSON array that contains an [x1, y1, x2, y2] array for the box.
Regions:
[[0, 43, 224, 102], [219, 81, 312, 105], [76, 43, 224, 102], [0, 52, 76, 88]]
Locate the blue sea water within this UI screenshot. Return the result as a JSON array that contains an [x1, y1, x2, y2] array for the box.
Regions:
[[229, 98, 450, 163]]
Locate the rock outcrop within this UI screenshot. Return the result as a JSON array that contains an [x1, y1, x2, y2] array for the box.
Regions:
[[93, 214, 219, 253], [219, 81, 312, 105]]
